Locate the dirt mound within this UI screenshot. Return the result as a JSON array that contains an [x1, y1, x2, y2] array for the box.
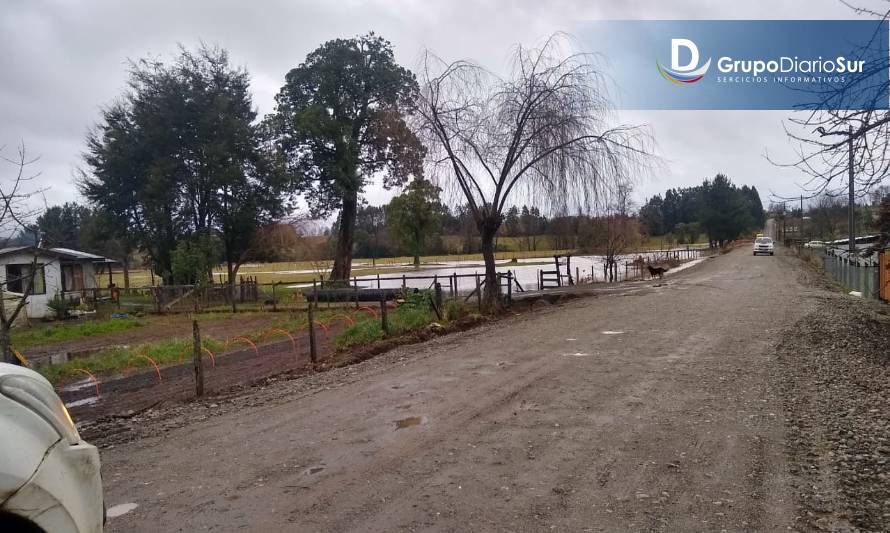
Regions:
[[775, 293, 890, 531]]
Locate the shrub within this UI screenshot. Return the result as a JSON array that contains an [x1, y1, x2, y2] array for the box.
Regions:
[[443, 299, 469, 321], [47, 293, 72, 320], [332, 297, 436, 350]]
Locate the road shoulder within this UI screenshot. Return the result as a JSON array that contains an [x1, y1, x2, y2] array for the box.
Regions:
[[774, 253, 890, 531]]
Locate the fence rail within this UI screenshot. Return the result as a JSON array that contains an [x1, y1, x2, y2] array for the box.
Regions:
[[74, 247, 709, 315]]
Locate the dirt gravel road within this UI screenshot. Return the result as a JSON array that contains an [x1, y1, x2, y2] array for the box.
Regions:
[[101, 248, 809, 532]]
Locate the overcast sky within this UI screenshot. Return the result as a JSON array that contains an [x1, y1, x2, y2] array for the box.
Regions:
[[1, 0, 867, 217]]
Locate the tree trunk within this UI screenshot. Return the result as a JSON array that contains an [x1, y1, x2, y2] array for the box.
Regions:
[[227, 260, 237, 313], [479, 217, 501, 312], [0, 287, 13, 365], [330, 192, 357, 281], [0, 326, 13, 365], [413, 254, 420, 267], [122, 258, 130, 289]]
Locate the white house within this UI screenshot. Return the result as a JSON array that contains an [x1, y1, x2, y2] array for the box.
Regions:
[[0, 246, 117, 320]]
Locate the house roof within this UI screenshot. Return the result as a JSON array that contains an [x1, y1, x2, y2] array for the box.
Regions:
[[48, 247, 109, 261], [0, 246, 119, 263]]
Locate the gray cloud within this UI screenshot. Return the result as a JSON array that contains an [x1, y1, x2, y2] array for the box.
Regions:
[[0, 0, 862, 214]]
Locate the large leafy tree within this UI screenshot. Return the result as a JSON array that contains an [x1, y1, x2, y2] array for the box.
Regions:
[[354, 204, 390, 264], [36, 202, 90, 249], [699, 174, 758, 246], [639, 177, 764, 243], [81, 45, 288, 285], [638, 194, 664, 236], [269, 32, 424, 281], [36, 203, 137, 286], [386, 179, 443, 266]]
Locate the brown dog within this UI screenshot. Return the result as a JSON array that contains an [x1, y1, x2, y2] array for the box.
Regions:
[[647, 265, 668, 279]]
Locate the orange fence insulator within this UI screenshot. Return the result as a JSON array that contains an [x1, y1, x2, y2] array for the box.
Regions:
[[301, 320, 330, 340], [228, 336, 259, 357], [58, 368, 101, 399], [314, 321, 329, 338], [134, 354, 162, 382], [356, 306, 377, 318], [327, 314, 355, 326], [201, 347, 216, 368], [265, 328, 297, 354], [178, 346, 216, 368]]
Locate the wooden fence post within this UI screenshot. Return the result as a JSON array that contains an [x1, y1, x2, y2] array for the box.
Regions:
[[506, 271, 512, 306], [475, 274, 482, 313], [380, 294, 389, 336], [312, 279, 318, 309], [192, 319, 204, 397], [354, 276, 359, 309], [230, 280, 237, 314], [307, 303, 318, 364], [272, 283, 277, 312]]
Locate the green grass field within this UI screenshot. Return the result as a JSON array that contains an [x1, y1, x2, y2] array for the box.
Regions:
[[12, 317, 147, 350]]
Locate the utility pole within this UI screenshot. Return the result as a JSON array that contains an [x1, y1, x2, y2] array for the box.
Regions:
[[847, 126, 855, 253]]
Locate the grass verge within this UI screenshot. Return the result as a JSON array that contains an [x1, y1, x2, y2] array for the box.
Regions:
[[40, 336, 226, 385], [36, 307, 365, 385], [332, 305, 437, 350], [332, 291, 473, 351], [13, 318, 147, 350]]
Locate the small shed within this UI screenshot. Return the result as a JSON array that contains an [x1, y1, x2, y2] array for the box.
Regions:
[[0, 246, 118, 320]]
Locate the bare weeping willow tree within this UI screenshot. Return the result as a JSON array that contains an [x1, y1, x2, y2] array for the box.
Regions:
[[768, 2, 890, 247], [415, 34, 653, 309]]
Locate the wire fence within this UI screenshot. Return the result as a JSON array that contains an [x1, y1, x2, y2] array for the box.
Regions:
[[73, 247, 710, 316]]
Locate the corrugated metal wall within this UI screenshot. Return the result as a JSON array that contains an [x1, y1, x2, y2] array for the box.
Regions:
[[880, 251, 889, 302], [823, 253, 881, 301]]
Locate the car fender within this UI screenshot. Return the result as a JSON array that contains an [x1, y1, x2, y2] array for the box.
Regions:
[[1, 439, 103, 533], [0, 392, 61, 506]]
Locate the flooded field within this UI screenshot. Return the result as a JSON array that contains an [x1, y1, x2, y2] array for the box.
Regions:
[[289, 248, 705, 292]]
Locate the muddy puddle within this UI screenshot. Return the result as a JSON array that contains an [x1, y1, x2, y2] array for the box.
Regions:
[[395, 416, 426, 430]]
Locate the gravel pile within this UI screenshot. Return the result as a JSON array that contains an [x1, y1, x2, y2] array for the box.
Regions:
[[775, 290, 890, 532]]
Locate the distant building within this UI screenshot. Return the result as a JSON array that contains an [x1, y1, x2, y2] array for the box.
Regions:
[[0, 246, 117, 320]]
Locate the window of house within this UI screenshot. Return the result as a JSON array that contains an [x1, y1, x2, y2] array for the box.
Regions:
[[61, 264, 85, 292], [5, 264, 46, 295]]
